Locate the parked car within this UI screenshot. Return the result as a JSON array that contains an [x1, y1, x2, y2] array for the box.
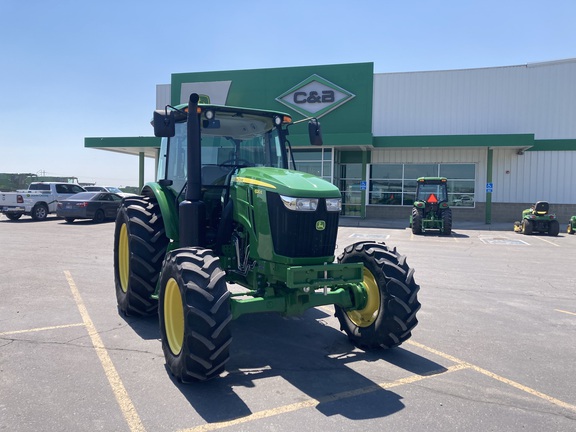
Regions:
[[83, 186, 137, 198], [56, 192, 124, 223], [453, 195, 474, 206]]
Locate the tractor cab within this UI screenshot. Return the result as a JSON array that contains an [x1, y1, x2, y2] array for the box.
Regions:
[[415, 179, 448, 212]]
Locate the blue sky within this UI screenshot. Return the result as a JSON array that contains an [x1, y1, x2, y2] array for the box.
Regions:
[[1, 0, 575, 187]]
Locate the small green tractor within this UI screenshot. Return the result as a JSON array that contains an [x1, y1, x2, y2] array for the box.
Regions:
[[513, 201, 560, 236], [114, 93, 421, 382], [567, 216, 576, 235], [410, 177, 452, 235]]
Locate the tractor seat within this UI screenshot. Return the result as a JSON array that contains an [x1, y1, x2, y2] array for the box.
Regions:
[[532, 201, 549, 215]]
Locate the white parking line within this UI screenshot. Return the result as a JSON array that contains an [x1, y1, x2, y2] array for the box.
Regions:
[[532, 236, 561, 247], [0, 323, 85, 336]]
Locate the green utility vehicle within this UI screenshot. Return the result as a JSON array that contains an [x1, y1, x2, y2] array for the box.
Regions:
[[410, 177, 452, 235], [568, 216, 576, 234], [114, 94, 421, 382], [513, 201, 560, 236]]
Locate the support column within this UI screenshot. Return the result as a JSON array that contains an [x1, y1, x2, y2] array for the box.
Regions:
[[139, 152, 145, 190], [360, 150, 368, 218], [485, 148, 493, 225]]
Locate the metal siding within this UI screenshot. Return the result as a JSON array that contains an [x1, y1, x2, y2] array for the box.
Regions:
[[156, 84, 171, 110], [373, 59, 576, 139], [492, 149, 576, 203]]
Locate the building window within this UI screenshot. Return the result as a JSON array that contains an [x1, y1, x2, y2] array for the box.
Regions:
[[369, 163, 476, 207], [290, 148, 333, 183], [337, 163, 363, 216]]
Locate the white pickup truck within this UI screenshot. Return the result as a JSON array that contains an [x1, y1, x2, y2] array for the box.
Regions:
[[0, 182, 86, 221]]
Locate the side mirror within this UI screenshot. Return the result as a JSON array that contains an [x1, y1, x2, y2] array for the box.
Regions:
[[153, 110, 175, 137], [308, 119, 323, 146]]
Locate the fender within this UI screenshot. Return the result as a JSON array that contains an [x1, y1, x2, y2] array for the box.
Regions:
[[141, 182, 179, 242]]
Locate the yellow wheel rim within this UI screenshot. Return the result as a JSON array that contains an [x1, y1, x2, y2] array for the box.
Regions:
[[164, 278, 184, 356], [346, 268, 381, 327], [118, 223, 129, 293]]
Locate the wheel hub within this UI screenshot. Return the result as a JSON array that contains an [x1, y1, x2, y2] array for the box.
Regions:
[[164, 278, 184, 356], [346, 268, 380, 327], [118, 223, 129, 293]]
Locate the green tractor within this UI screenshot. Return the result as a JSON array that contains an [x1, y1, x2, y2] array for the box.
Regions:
[[114, 93, 421, 382], [410, 177, 452, 235], [568, 216, 576, 235], [513, 201, 560, 236]]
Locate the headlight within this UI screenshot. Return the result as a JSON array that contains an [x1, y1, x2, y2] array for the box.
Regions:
[[325, 198, 342, 212], [280, 195, 318, 211]]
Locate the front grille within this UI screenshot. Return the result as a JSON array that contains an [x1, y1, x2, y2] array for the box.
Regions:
[[267, 192, 339, 258]]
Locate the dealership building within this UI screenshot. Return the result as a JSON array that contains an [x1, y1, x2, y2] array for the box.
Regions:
[[85, 58, 576, 223]]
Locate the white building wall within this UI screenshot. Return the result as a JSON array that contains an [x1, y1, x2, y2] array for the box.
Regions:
[[492, 150, 576, 204], [156, 84, 171, 110], [373, 59, 576, 140]]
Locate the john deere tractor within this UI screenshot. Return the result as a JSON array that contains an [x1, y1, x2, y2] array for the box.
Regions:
[[410, 177, 452, 235], [513, 201, 560, 236], [113, 94, 421, 382], [568, 216, 576, 235]]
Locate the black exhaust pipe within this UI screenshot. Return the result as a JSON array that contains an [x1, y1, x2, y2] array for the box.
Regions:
[[179, 93, 205, 247]]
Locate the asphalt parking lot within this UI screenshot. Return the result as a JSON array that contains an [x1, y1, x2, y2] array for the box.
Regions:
[[1, 214, 575, 431]]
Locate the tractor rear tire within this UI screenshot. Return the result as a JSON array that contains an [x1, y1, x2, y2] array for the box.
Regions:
[[114, 196, 169, 316], [335, 241, 420, 350], [411, 208, 423, 235], [159, 248, 232, 382], [441, 208, 452, 235], [548, 220, 559, 236], [522, 219, 533, 235]]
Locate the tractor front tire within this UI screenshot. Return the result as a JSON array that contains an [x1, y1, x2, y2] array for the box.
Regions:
[[114, 196, 169, 316], [441, 208, 452, 235], [548, 220, 560, 236], [411, 208, 423, 235], [335, 241, 421, 350], [159, 248, 232, 382], [568, 223, 575, 235], [522, 219, 533, 235]]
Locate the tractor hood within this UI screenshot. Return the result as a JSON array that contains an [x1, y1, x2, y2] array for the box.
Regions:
[[233, 167, 341, 198]]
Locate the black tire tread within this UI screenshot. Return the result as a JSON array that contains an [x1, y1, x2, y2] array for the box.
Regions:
[[441, 208, 452, 235], [114, 196, 169, 316], [335, 241, 421, 350], [159, 248, 232, 382]]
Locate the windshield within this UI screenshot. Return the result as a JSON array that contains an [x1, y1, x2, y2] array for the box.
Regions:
[[157, 115, 285, 193]]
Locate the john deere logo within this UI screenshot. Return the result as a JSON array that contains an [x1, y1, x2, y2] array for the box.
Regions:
[[316, 220, 326, 231], [276, 74, 355, 118]]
